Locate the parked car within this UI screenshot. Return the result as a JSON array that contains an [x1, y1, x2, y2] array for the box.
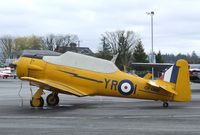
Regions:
[[0, 67, 17, 79]]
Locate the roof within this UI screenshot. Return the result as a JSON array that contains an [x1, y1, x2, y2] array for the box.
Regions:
[[22, 50, 61, 56], [55, 46, 94, 56], [131, 62, 173, 71], [11, 50, 61, 59], [43, 51, 119, 73]]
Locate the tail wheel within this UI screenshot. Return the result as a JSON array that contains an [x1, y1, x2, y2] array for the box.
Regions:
[[30, 97, 44, 107], [163, 102, 169, 108], [46, 93, 59, 106]]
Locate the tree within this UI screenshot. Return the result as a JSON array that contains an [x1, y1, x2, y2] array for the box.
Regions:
[[100, 30, 138, 71], [41, 34, 56, 51], [15, 35, 43, 50], [42, 34, 79, 51], [190, 51, 199, 64], [156, 50, 164, 63], [96, 36, 112, 60], [161, 52, 200, 64], [132, 40, 148, 63], [0, 35, 15, 62]]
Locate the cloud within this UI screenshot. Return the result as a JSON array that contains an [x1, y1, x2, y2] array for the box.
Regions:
[[0, 0, 200, 54]]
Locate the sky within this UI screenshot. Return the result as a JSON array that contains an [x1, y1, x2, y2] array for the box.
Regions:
[[0, 0, 200, 55]]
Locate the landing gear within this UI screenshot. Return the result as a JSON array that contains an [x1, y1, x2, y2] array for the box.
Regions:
[[163, 102, 169, 108], [29, 88, 60, 107], [30, 88, 44, 107], [30, 97, 44, 107], [46, 93, 59, 106]]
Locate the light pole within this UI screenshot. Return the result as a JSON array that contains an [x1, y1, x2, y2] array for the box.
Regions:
[[146, 11, 155, 79]]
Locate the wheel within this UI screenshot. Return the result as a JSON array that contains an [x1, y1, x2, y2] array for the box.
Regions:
[[30, 97, 44, 107], [163, 102, 169, 108], [46, 93, 59, 106]]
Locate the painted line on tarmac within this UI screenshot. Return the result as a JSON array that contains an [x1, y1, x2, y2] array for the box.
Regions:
[[124, 114, 200, 119], [185, 106, 200, 109], [0, 116, 77, 119], [1, 114, 200, 120]]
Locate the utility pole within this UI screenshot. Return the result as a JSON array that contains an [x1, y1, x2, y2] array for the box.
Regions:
[[146, 11, 155, 79]]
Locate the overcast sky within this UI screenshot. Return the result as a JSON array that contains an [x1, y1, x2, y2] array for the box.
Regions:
[[0, 0, 200, 54]]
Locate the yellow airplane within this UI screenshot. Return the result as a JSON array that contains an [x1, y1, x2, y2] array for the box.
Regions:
[[15, 51, 191, 108]]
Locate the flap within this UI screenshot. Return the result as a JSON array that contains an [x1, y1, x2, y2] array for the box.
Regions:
[[147, 80, 177, 95], [21, 77, 87, 97]]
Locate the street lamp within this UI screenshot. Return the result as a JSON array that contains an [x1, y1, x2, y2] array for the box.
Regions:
[[146, 11, 155, 79]]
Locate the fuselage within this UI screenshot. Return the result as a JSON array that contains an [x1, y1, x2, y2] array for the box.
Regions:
[[16, 56, 173, 102]]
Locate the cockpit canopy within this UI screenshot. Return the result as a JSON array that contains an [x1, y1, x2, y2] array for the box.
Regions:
[[43, 51, 119, 73]]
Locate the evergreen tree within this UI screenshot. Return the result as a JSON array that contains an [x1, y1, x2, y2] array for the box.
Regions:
[[156, 50, 164, 63], [97, 36, 112, 60], [117, 32, 133, 71], [132, 40, 148, 63], [190, 51, 199, 64]]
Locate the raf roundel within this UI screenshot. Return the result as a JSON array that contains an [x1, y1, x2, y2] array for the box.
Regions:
[[118, 80, 134, 96]]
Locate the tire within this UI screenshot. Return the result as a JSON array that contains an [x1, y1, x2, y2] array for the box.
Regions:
[[163, 102, 169, 108], [46, 93, 59, 106], [30, 97, 44, 107]]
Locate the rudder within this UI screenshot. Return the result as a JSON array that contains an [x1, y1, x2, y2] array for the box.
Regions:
[[161, 59, 191, 101], [173, 59, 191, 101]]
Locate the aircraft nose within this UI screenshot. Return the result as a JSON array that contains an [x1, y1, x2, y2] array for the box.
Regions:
[[15, 58, 22, 78], [15, 57, 30, 78]]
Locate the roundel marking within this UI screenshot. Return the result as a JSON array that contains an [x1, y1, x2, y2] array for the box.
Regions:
[[118, 80, 134, 96]]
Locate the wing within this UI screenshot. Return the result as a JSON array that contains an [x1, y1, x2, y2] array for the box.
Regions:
[[21, 77, 88, 97], [131, 62, 173, 71], [147, 79, 177, 95]]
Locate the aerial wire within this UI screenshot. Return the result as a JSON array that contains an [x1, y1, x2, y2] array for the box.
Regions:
[[18, 81, 23, 107]]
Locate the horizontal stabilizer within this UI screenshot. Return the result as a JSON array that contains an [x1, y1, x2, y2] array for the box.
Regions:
[[147, 80, 177, 95]]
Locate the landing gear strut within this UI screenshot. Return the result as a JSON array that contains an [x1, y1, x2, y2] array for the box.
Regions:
[[30, 97, 44, 107], [30, 88, 44, 107], [163, 102, 169, 108], [46, 93, 59, 106]]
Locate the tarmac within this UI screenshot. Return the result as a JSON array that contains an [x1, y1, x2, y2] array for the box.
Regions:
[[0, 79, 200, 135]]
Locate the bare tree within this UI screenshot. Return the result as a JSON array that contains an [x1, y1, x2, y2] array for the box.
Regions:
[[0, 35, 15, 63], [42, 34, 56, 51], [42, 34, 79, 51], [56, 34, 79, 47]]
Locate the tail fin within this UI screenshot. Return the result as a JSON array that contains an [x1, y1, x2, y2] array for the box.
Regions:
[[111, 53, 119, 63], [143, 73, 152, 79], [162, 59, 191, 101]]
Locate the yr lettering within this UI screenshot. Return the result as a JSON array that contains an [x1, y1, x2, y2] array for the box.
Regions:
[[104, 78, 118, 91]]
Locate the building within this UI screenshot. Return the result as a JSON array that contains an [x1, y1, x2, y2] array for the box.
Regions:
[[55, 42, 94, 56], [5, 50, 61, 66]]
